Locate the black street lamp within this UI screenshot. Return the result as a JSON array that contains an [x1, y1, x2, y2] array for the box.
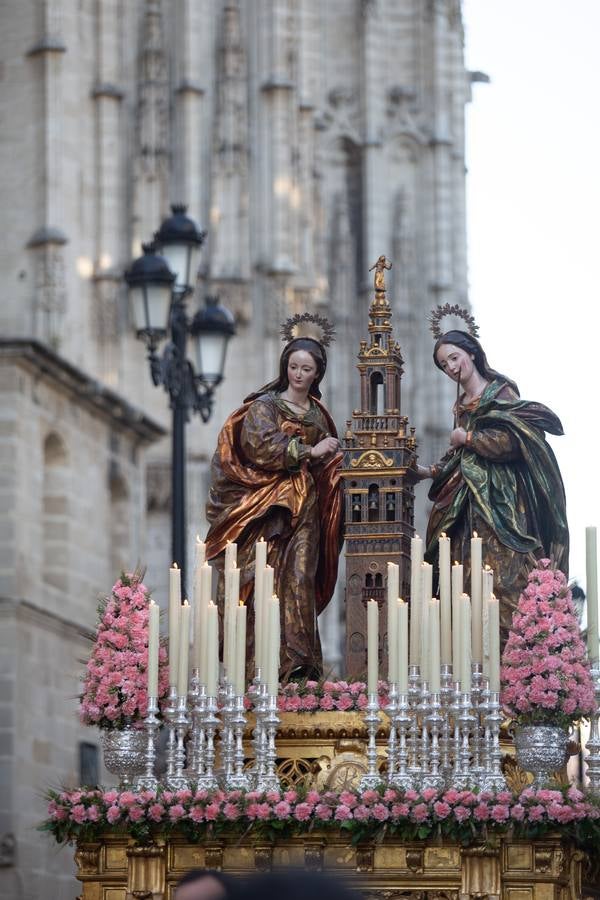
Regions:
[[125, 204, 236, 591]]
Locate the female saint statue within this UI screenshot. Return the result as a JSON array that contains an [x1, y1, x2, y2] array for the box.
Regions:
[[204, 315, 343, 681], [418, 307, 569, 637]]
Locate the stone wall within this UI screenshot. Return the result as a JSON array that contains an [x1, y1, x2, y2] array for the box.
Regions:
[[0, 341, 163, 900]]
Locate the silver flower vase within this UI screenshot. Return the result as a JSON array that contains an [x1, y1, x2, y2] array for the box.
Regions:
[[513, 724, 570, 788], [101, 725, 147, 788]]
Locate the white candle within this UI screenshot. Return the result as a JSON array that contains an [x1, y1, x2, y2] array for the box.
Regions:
[[397, 599, 408, 693], [451, 561, 463, 679], [420, 562, 432, 682], [194, 535, 206, 571], [586, 527, 598, 662], [234, 602, 247, 697], [224, 567, 240, 681], [177, 601, 190, 698], [460, 593, 472, 693], [206, 601, 219, 698], [225, 540, 237, 573], [429, 598, 440, 693], [487, 594, 500, 692], [168, 563, 181, 686], [254, 542, 266, 674], [367, 598, 379, 695], [147, 599, 159, 698], [470, 533, 483, 662], [267, 595, 280, 697], [409, 535, 423, 665], [255, 536, 268, 569], [387, 562, 399, 683], [439, 533, 451, 664], [261, 566, 274, 678], [482, 566, 494, 679], [192, 563, 212, 685]]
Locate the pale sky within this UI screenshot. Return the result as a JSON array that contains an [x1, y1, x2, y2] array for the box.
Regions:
[[463, 0, 600, 587]]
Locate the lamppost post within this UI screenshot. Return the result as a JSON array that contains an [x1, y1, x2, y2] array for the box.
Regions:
[[169, 294, 189, 587], [125, 205, 236, 592]]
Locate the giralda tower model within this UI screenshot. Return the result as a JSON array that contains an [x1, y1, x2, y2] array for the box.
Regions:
[[340, 257, 419, 679]]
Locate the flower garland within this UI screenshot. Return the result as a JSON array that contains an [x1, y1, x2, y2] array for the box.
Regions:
[[42, 784, 600, 849], [501, 561, 597, 729], [79, 573, 170, 729], [273, 679, 390, 713]]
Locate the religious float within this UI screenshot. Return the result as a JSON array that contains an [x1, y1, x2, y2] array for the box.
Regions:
[[42, 263, 600, 899]]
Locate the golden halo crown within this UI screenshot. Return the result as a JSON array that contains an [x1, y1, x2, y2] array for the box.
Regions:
[[429, 304, 480, 340], [280, 313, 336, 347]]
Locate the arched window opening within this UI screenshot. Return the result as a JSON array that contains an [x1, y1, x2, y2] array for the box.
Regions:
[[369, 372, 384, 414], [368, 484, 379, 522]]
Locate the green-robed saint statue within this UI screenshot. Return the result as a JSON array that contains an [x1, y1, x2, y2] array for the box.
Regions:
[[417, 307, 569, 641]]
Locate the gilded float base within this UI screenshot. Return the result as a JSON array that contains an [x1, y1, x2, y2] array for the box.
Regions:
[[75, 832, 600, 899], [252, 711, 528, 793]]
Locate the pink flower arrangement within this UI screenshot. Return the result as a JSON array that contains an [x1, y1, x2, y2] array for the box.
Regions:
[[254, 679, 390, 713], [42, 783, 600, 848], [79, 572, 169, 730], [501, 561, 597, 728]]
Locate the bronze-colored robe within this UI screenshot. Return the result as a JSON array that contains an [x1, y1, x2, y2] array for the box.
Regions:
[[425, 380, 569, 640], [205, 392, 343, 678]]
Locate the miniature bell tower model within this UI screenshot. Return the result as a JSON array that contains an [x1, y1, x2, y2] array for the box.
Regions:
[[340, 257, 419, 678]]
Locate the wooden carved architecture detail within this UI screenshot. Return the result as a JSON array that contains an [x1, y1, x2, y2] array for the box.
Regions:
[[341, 258, 419, 678]]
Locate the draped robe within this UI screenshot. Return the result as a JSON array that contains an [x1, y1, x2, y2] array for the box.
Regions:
[[425, 380, 569, 639], [205, 392, 343, 678]]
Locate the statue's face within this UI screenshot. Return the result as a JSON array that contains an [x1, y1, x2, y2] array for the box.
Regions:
[[435, 343, 475, 383], [287, 349, 318, 392]]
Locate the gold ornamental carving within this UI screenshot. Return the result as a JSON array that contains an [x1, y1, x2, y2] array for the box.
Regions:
[[314, 749, 370, 792], [356, 844, 375, 873], [303, 839, 325, 872], [74, 844, 101, 876], [460, 845, 501, 899], [73, 834, 600, 899], [253, 843, 273, 872], [204, 842, 224, 871], [351, 450, 394, 469], [405, 849, 424, 873], [126, 841, 165, 900]]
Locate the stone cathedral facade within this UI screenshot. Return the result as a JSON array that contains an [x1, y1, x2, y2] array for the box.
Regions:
[[0, 1, 472, 897]]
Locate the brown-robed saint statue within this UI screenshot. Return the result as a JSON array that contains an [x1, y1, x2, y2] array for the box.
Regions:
[[204, 314, 344, 681], [418, 305, 569, 642]]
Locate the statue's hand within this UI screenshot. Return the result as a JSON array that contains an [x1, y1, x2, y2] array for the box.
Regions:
[[416, 465, 432, 480], [449, 427, 468, 449], [310, 436, 340, 459]]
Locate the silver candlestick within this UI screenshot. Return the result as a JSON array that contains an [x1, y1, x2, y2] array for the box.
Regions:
[[254, 693, 281, 792], [219, 679, 236, 786], [195, 694, 219, 790], [479, 688, 507, 792], [249, 679, 268, 788], [163, 685, 180, 786], [186, 670, 204, 775], [585, 664, 600, 792], [388, 690, 414, 789], [407, 665, 422, 784], [385, 682, 399, 779], [453, 688, 476, 789], [422, 691, 445, 791], [228, 695, 251, 790], [417, 679, 430, 790], [133, 696, 160, 791], [359, 692, 382, 790], [470, 662, 484, 781], [165, 695, 191, 790], [439, 664, 454, 775]]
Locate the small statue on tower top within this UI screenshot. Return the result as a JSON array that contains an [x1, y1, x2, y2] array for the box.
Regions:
[[369, 255, 393, 292]]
